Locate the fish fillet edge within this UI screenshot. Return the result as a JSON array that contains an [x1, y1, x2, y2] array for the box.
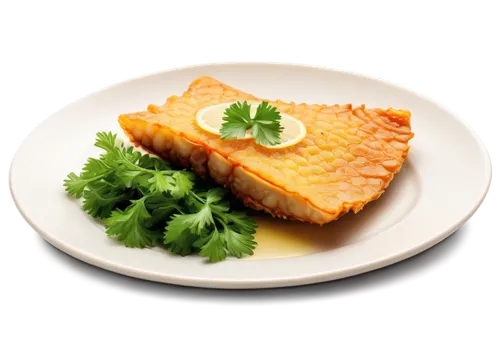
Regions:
[[119, 114, 410, 225]]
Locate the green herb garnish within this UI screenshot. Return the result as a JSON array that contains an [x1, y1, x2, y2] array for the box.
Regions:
[[64, 132, 257, 262], [219, 101, 283, 146]]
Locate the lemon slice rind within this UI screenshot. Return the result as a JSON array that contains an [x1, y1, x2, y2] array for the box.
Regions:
[[195, 102, 252, 138], [195, 102, 306, 149]]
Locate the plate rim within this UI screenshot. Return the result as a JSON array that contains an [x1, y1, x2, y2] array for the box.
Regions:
[[9, 61, 493, 289]]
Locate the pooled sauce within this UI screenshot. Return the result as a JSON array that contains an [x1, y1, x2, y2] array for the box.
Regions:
[[248, 215, 342, 259], [242, 160, 419, 260]]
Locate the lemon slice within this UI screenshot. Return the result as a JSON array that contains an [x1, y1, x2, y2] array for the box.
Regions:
[[271, 113, 307, 149], [196, 102, 254, 139], [195, 101, 306, 149]]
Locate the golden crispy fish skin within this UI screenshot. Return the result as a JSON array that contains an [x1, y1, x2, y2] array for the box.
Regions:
[[118, 76, 414, 224]]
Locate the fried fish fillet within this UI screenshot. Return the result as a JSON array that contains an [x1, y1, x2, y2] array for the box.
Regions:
[[119, 76, 414, 224]]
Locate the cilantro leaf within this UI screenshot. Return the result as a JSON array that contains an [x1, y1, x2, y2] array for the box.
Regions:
[[219, 101, 283, 146], [148, 172, 171, 193], [117, 168, 151, 189], [164, 214, 195, 243], [163, 184, 257, 262], [250, 102, 283, 146], [63, 158, 114, 198], [92, 132, 195, 195], [169, 171, 195, 199], [203, 188, 230, 217], [220, 101, 252, 139], [199, 230, 227, 263], [64, 131, 260, 263], [205, 187, 226, 204], [166, 229, 196, 256], [164, 205, 213, 240], [117, 145, 142, 164], [163, 213, 200, 255], [225, 211, 257, 234], [104, 197, 158, 248], [82, 180, 131, 218], [222, 225, 256, 258], [64, 172, 90, 198], [138, 154, 171, 170], [146, 194, 181, 227], [94, 131, 118, 153], [81, 158, 113, 179]]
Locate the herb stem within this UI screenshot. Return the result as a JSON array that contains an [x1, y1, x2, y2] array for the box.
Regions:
[[84, 171, 114, 184], [215, 216, 227, 229], [190, 190, 206, 204], [118, 158, 174, 175]]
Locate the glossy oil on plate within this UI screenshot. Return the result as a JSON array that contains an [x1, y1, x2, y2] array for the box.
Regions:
[[9, 63, 492, 289]]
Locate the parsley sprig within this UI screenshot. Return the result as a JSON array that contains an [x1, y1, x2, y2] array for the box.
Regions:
[[220, 101, 283, 146], [64, 132, 257, 262]]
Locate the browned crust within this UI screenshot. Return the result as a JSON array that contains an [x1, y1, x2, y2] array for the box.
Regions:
[[117, 76, 413, 225], [119, 117, 408, 225]]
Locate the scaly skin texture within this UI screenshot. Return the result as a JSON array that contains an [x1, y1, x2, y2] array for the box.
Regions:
[[118, 76, 414, 225]]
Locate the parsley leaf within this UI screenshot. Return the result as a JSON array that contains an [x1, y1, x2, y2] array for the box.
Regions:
[[219, 101, 283, 146]]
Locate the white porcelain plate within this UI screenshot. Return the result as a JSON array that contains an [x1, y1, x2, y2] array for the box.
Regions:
[[10, 63, 492, 289]]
